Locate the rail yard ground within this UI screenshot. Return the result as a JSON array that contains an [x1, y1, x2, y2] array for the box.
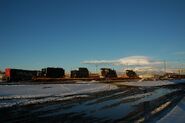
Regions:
[[0, 80, 185, 123]]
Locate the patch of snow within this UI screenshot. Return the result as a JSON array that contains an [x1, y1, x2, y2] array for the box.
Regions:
[[0, 83, 117, 108], [76, 80, 99, 84], [0, 95, 88, 108]]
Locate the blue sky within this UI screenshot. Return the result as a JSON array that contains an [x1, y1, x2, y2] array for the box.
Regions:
[[0, 0, 185, 71]]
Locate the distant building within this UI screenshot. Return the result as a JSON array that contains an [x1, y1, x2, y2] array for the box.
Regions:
[[139, 74, 156, 80]]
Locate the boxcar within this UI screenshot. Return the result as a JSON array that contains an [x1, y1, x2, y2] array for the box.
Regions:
[[5, 68, 38, 82], [101, 68, 117, 78], [41, 67, 65, 78], [70, 68, 89, 78]]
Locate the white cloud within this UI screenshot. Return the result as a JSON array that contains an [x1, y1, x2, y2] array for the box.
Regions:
[[82, 56, 162, 66], [133, 66, 155, 71], [83, 60, 116, 65], [173, 51, 185, 56]]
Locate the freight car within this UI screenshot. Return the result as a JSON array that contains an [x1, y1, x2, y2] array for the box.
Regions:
[[41, 67, 65, 78], [101, 68, 117, 78], [5, 68, 38, 82], [71, 68, 89, 78], [126, 70, 138, 78]]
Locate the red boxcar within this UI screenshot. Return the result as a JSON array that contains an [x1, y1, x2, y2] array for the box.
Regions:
[[5, 68, 38, 82]]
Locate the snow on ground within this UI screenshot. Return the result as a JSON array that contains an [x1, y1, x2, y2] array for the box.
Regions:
[[157, 97, 185, 123], [115, 79, 185, 87], [0, 83, 117, 108]]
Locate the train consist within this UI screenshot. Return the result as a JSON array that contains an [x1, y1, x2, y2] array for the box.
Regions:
[[4, 67, 139, 82]]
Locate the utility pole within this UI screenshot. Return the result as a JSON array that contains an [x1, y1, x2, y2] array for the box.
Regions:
[[125, 63, 128, 70], [164, 60, 167, 74], [95, 64, 98, 74], [137, 59, 140, 66], [179, 63, 183, 75]]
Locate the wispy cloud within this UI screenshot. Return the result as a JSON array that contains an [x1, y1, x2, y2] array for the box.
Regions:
[[173, 51, 185, 56], [82, 60, 117, 65], [82, 56, 162, 66]]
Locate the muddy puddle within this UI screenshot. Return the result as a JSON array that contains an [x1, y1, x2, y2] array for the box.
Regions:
[[0, 85, 185, 123]]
